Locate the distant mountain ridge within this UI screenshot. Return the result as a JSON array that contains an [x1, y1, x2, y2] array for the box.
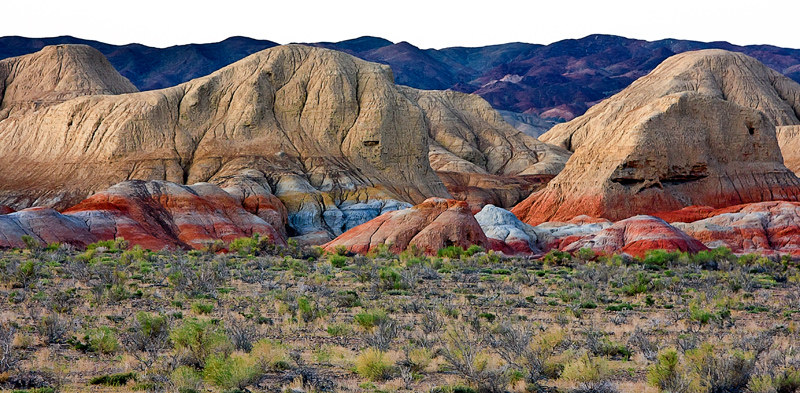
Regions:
[[3, 34, 800, 121], [0, 35, 280, 90]]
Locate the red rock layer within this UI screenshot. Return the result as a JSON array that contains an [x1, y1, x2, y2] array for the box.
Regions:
[[559, 215, 709, 258], [323, 197, 489, 255], [63, 180, 286, 250], [0, 205, 14, 214], [669, 201, 800, 256], [651, 206, 718, 223]]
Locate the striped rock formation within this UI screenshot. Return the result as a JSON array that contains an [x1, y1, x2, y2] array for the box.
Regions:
[[557, 215, 708, 257], [0, 44, 566, 242], [667, 202, 800, 256], [0, 180, 285, 250]]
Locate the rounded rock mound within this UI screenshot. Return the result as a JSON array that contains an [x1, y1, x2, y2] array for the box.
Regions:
[[323, 197, 489, 255]]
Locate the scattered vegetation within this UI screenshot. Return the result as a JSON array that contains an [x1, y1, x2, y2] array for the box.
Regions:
[[0, 239, 798, 392]]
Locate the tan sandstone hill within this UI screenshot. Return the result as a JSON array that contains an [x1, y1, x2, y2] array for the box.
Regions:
[[0, 44, 563, 240], [0, 44, 137, 114], [513, 50, 800, 225]]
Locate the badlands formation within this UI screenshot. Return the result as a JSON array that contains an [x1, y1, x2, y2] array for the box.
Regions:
[[514, 50, 800, 225], [1, 44, 800, 257], [0, 44, 564, 244]]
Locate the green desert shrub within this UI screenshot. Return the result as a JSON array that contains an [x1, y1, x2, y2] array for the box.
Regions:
[[171, 366, 204, 393], [229, 233, 274, 256], [561, 354, 612, 391], [250, 338, 290, 371], [327, 323, 352, 337], [693, 346, 754, 392], [328, 253, 348, 268], [379, 267, 407, 290], [437, 245, 464, 259], [464, 244, 485, 256], [640, 249, 680, 268], [229, 236, 259, 256], [89, 372, 137, 386], [543, 250, 573, 266], [191, 302, 214, 315], [355, 348, 393, 381], [354, 309, 388, 330], [87, 326, 120, 354], [21, 235, 41, 250], [170, 319, 232, 366], [429, 386, 477, 393], [647, 349, 686, 392], [577, 247, 596, 261], [203, 353, 262, 390]]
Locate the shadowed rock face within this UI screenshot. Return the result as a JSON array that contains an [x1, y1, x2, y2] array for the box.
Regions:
[[402, 88, 570, 208], [0, 180, 285, 250], [323, 198, 489, 255], [778, 126, 800, 176], [0, 44, 566, 240], [513, 50, 800, 225]]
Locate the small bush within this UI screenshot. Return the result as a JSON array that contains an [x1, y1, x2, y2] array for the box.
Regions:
[[125, 312, 170, 354], [89, 372, 137, 386], [478, 312, 496, 323], [250, 339, 289, 371], [683, 343, 757, 393], [354, 309, 388, 330], [87, 326, 120, 354], [355, 348, 392, 381], [437, 246, 464, 259], [171, 366, 203, 393], [577, 247, 596, 261], [407, 346, 434, 372], [647, 349, 686, 391], [430, 386, 477, 393], [0, 322, 17, 372], [327, 323, 352, 337], [21, 235, 41, 250], [464, 244, 485, 256], [191, 302, 214, 315], [543, 250, 573, 266], [689, 304, 714, 326], [37, 314, 69, 344], [170, 319, 232, 366], [329, 254, 348, 268], [561, 354, 612, 390], [203, 353, 262, 390]]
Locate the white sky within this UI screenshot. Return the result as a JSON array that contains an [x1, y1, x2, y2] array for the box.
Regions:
[[4, 0, 800, 49]]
